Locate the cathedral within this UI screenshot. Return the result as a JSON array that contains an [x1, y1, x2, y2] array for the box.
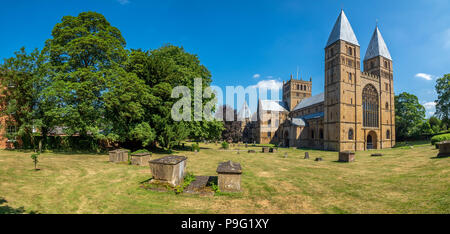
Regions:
[[243, 10, 396, 151]]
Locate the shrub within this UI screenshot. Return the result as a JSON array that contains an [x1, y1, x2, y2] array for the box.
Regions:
[[131, 149, 151, 154], [221, 141, 229, 149], [191, 143, 200, 152], [30, 153, 39, 170], [431, 133, 450, 145]]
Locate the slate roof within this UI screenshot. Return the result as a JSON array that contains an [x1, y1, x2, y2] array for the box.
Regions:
[[293, 93, 324, 111], [259, 100, 289, 112], [326, 10, 360, 47], [364, 26, 392, 61], [291, 118, 306, 127]]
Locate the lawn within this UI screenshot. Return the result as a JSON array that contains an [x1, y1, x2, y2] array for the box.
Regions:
[[0, 142, 448, 214]]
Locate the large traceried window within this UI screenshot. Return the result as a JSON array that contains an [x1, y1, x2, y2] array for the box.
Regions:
[[363, 84, 379, 128]]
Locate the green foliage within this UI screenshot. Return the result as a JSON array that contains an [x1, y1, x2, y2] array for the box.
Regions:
[[191, 143, 200, 152], [0, 47, 41, 147], [174, 172, 196, 194], [221, 141, 229, 150], [208, 180, 220, 193], [130, 149, 151, 154], [435, 74, 450, 124], [30, 153, 39, 170], [431, 133, 450, 145], [395, 92, 426, 140]]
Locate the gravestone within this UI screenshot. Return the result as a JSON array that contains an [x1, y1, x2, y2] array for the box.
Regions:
[[315, 158, 323, 162], [304, 152, 310, 159], [149, 156, 187, 187], [339, 151, 355, 162], [438, 141, 450, 158], [109, 149, 128, 163], [284, 153, 288, 158], [216, 161, 242, 192], [270, 148, 277, 153], [130, 152, 152, 166], [248, 150, 256, 154], [371, 153, 383, 157], [436, 142, 442, 150], [262, 147, 270, 153]]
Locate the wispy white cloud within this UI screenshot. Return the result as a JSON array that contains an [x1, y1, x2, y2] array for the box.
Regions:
[[250, 80, 283, 90], [117, 0, 130, 5], [422, 101, 436, 117], [415, 73, 433, 81], [252, 74, 261, 79]]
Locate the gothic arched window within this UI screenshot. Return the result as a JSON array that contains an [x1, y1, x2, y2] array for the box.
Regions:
[[363, 84, 379, 128]]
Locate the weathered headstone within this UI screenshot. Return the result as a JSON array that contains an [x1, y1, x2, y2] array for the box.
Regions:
[[284, 153, 288, 158], [315, 157, 323, 162], [270, 148, 277, 153], [109, 149, 128, 163], [438, 141, 450, 158], [339, 151, 355, 162], [304, 152, 310, 159], [130, 152, 152, 166], [262, 147, 270, 153], [216, 161, 242, 192], [149, 156, 187, 187]]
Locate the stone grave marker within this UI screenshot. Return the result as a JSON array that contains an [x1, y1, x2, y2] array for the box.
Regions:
[[270, 148, 277, 153], [304, 152, 310, 159], [339, 151, 355, 162], [315, 157, 323, 162], [262, 147, 270, 153], [149, 156, 187, 187], [371, 153, 383, 157], [216, 161, 242, 192], [130, 152, 152, 166], [438, 141, 450, 158]]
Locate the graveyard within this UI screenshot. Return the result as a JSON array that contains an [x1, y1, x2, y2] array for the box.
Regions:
[[0, 141, 449, 214]]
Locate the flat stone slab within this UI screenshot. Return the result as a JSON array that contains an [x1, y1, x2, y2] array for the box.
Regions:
[[217, 161, 242, 174], [371, 153, 383, 157], [150, 156, 187, 165], [184, 176, 215, 196]]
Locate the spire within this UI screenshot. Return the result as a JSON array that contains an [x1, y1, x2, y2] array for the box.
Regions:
[[364, 26, 392, 61], [326, 10, 360, 47]]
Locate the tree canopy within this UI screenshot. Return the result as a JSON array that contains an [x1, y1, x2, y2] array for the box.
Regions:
[[395, 92, 426, 140]]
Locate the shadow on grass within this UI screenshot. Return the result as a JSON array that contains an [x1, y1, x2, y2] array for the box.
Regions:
[[0, 197, 38, 214]]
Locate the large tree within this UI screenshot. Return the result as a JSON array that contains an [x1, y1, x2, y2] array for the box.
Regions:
[[126, 46, 223, 149], [39, 11, 144, 140], [435, 74, 450, 124], [0, 47, 40, 147], [395, 92, 426, 139]]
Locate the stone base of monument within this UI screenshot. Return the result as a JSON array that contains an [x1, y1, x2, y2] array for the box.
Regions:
[[109, 149, 128, 163], [149, 156, 187, 187], [437, 141, 450, 158], [339, 151, 355, 162], [130, 153, 152, 166], [217, 161, 242, 192]]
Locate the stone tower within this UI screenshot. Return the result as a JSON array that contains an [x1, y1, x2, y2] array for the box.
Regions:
[[282, 75, 312, 111], [324, 10, 361, 151], [363, 26, 396, 149]]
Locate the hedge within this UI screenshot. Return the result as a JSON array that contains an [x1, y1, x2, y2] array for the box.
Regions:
[[431, 133, 450, 145]]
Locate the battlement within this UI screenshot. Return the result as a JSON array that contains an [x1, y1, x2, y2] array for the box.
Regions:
[[361, 71, 380, 81]]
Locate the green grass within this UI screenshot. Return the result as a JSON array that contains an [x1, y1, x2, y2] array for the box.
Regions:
[[0, 141, 448, 214]]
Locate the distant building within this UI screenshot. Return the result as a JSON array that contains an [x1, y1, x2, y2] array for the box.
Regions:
[[247, 10, 396, 151]]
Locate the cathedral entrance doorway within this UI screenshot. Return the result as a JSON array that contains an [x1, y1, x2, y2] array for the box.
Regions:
[[367, 131, 377, 150], [284, 131, 289, 147]]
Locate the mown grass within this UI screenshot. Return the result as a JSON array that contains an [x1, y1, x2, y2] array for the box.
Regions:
[[0, 142, 448, 214]]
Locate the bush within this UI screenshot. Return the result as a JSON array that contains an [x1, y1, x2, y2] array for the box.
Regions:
[[191, 143, 200, 152], [131, 149, 151, 154], [431, 133, 450, 145], [221, 141, 229, 149]]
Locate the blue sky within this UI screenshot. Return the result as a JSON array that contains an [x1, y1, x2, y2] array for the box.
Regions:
[[1, 0, 449, 117]]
